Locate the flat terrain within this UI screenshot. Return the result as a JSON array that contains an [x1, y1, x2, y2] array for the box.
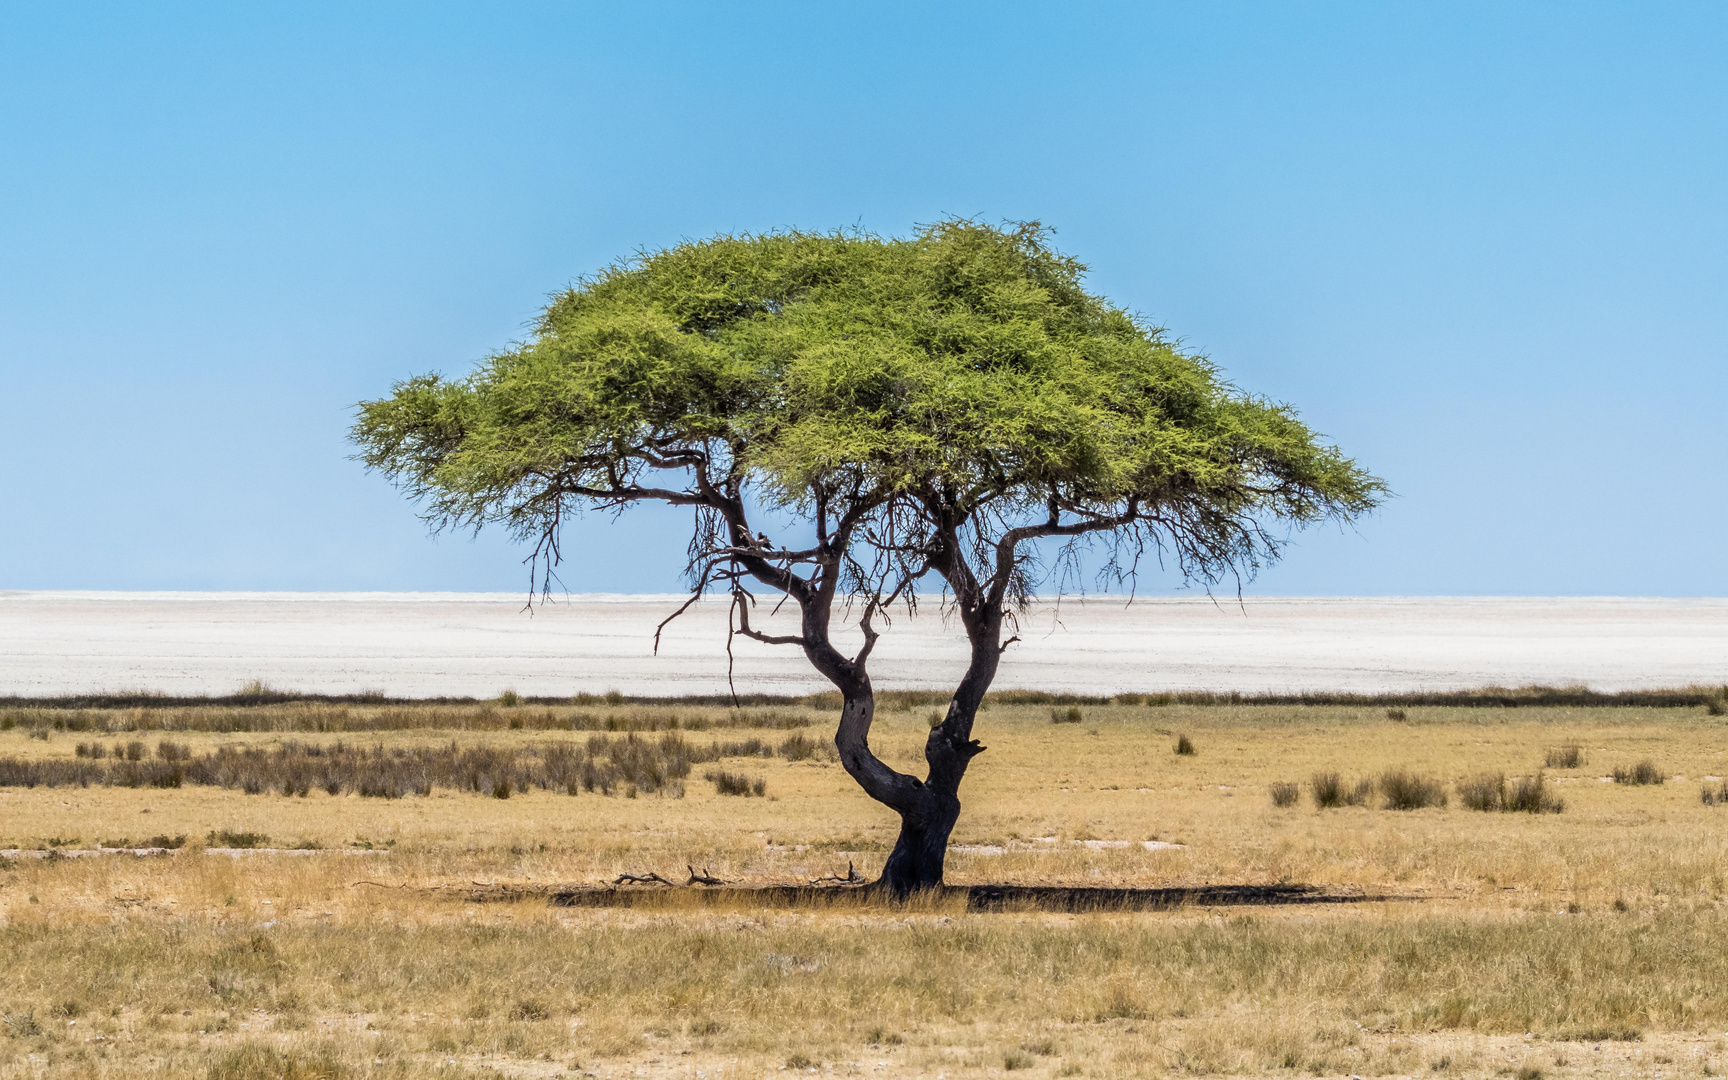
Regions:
[[3, 592, 1725, 696], [2, 697, 1728, 1078]]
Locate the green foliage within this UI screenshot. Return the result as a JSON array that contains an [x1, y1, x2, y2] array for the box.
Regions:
[[353, 220, 1382, 594]]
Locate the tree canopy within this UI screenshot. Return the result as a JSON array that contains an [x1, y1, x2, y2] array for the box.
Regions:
[[353, 220, 1385, 894]]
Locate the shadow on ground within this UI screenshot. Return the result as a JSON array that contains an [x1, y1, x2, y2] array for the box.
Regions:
[[476, 883, 1417, 912]]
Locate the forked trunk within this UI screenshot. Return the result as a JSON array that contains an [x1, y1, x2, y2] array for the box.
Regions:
[[821, 588, 997, 899], [876, 782, 963, 898], [837, 689, 986, 899]]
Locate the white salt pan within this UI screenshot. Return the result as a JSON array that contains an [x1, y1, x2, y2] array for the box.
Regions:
[[0, 592, 1722, 698]]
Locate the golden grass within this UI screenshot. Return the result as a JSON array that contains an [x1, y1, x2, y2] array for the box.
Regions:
[[2, 700, 1727, 1078]]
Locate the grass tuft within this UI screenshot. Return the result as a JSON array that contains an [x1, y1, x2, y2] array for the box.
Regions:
[[207, 1043, 347, 1080], [1506, 772, 1563, 813], [1311, 772, 1373, 809], [1458, 772, 1502, 811], [1544, 743, 1583, 768], [1557, 1025, 1642, 1042], [1051, 706, 1084, 724], [1612, 760, 1664, 785], [1269, 781, 1300, 808], [705, 769, 766, 797], [776, 732, 826, 761], [1379, 768, 1447, 810], [1174, 733, 1196, 756], [207, 830, 268, 849]]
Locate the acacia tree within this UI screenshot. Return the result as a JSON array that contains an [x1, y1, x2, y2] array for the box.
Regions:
[[353, 221, 1383, 897]]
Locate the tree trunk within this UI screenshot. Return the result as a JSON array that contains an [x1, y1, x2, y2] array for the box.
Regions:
[[871, 703, 985, 899], [816, 591, 996, 899], [876, 781, 962, 898]]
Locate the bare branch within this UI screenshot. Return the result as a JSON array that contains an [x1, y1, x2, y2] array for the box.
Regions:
[[733, 591, 807, 647]]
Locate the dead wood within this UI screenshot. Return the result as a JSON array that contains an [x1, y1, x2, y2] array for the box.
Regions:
[[613, 871, 676, 886]]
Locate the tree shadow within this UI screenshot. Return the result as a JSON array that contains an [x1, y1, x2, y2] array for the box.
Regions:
[[536, 882, 1415, 912]]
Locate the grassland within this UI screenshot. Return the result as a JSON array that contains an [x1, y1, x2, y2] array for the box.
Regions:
[[2, 696, 1727, 1078]]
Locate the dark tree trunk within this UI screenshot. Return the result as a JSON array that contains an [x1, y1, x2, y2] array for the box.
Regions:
[[842, 642, 994, 899], [878, 786, 961, 897], [793, 510, 1005, 899], [827, 684, 977, 899]]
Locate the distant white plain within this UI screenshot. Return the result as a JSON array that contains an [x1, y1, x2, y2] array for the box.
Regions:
[[0, 592, 1722, 698]]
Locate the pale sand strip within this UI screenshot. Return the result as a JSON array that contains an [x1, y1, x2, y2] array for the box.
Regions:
[[0, 592, 1722, 698]]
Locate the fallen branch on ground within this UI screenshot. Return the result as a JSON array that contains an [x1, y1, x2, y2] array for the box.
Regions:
[[809, 861, 865, 885], [612, 871, 676, 886]]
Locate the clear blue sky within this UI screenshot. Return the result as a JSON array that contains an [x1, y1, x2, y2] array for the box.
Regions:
[[3, 3, 1723, 596]]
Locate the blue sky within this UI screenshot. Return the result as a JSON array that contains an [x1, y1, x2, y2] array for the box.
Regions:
[[2, 2, 1723, 595]]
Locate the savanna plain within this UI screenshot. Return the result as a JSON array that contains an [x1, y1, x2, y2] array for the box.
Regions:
[[3, 693, 1728, 1080]]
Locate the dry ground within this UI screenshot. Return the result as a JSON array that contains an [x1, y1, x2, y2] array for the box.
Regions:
[[2, 699, 1727, 1078]]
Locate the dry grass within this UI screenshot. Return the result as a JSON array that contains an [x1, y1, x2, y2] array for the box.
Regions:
[[1613, 759, 1665, 786], [2, 698, 1727, 1077], [1545, 743, 1584, 769]]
